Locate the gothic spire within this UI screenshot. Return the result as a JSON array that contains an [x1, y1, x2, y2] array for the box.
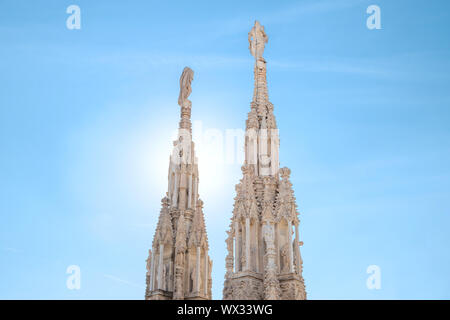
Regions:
[[224, 21, 306, 301], [178, 67, 194, 132], [146, 67, 212, 300], [245, 21, 279, 177]]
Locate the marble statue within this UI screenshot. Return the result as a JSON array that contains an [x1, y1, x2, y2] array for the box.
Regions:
[[146, 249, 152, 274], [248, 20, 268, 61], [281, 243, 289, 272], [190, 267, 195, 293], [178, 67, 194, 107]]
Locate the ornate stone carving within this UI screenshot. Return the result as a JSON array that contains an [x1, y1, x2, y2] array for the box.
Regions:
[[229, 278, 264, 300], [280, 280, 306, 300], [248, 20, 268, 62], [178, 67, 194, 108], [280, 243, 290, 273]]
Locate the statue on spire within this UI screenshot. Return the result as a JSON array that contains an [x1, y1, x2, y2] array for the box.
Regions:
[[248, 21, 268, 61], [178, 67, 194, 108]]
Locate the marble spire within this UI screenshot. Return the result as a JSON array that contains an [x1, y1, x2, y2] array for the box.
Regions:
[[223, 21, 306, 300], [145, 67, 212, 300]]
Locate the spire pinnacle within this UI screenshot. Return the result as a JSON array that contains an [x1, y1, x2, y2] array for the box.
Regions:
[[178, 66, 194, 132], [224, 22, 306, 300], [248, 20, 268, 62], [146, 67, 212, 300], [245, 21, 279, 177]]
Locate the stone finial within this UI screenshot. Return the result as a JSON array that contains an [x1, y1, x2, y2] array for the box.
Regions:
[[248, 21, 268, 61], [146, 249, 152, 273], [242, 164, 255, 177], [161, 196, 170, 207], [279, 167, 291, 180], [178, 67, 194, 132], [178, 67, 194, 108]]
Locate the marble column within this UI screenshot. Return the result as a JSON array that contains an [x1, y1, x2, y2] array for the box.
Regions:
[[158, 244, 164, 289], [193, 176, 198, 208], [256, 220, 260, 272], [173, 173, 179, 207], [185, 249, 190, 293], [295, 222, 301, 274], [253, 135, 258, 171], [168, 172, 173, 200], [245, 217, 250, 271], [179, 168, 186, 210], [288, 220, 294, 273], [150, 247, 156, 291], [270, 133, 279, 176], [196, 246, 201, 293], [188, 174, 192, 208], [234, 221, 240, 272], [276, 223, 281, 272], [204, 253, 208, 295]]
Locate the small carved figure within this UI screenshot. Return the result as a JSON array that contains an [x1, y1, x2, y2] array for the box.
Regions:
[[178, 67, 194, 107], [145, 249, 152, 274], [190, 267, 195, 292], [280, 243, 289, 272], [262, 223, 275, 249], [162, 263, 167, 290], [175, 250, 184, 266], [226, 231, 233, 253], [248, 21, 268, 61], [198, 266, 203, 292]]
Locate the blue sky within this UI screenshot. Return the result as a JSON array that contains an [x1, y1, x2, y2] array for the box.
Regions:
[[1, 0, 450, 299]]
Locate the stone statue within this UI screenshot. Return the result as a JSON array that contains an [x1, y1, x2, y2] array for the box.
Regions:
[[178, 67, 194, 107], [262, 223, 274, 249], [146, 249, 152, 274], [154, 260, 159, 289], [190, 267, 195, 292], [226, 231, 233, 253], [198, 266, 203, 292], [174, 269, 183, 299], [240, 253, 246, 271], [175, 250, 184, 266], [162, 263, 167, 290], [248, 21, 268, 61], [280, 243, 289, 272], [208, 258, 213, 276]]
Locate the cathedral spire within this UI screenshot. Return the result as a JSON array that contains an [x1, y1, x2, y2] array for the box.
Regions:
[[246, 21, 279, 177], [146, 67, 212, 300], [248, 21, 277, 128], [224, 21, 306, 301], [178, 67, 194, 133]]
